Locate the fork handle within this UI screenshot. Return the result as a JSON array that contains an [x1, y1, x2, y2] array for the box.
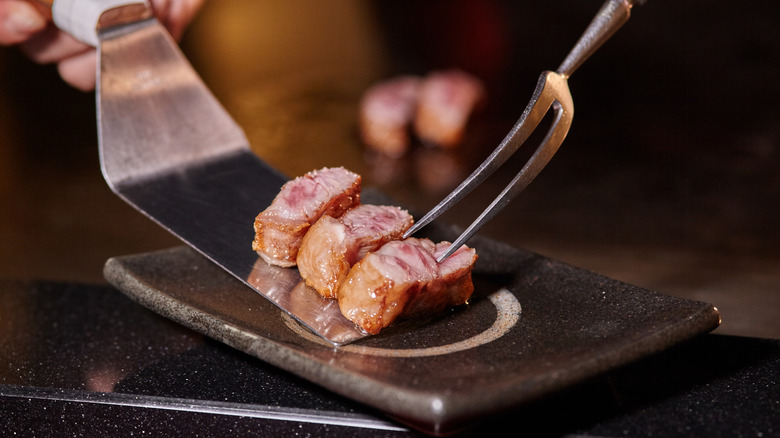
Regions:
[[557, 0, 645, 78]]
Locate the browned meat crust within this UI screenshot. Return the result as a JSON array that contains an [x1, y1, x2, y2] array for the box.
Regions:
[[358, 75, 421, 158], [297, 204, 414, 299], [359, 70, 485, 156], [252, 167, 361, 267], [413, 69, 485, 148], [338, 237, 478, 334]]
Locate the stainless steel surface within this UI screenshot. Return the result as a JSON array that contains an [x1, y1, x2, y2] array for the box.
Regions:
[[406, 0, 640, 261], [97, 10, 367, 344], [98, 18, 246, 187]]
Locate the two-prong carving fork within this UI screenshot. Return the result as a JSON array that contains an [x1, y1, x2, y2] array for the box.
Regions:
[[404, 0, 645, 261]]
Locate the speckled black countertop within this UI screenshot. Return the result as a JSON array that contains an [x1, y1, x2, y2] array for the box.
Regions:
[[1, 281, 778, 436]]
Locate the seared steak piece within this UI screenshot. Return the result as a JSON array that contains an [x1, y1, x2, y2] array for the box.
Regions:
[[252, 167, 361, 267], [338, 237, 478, 334], [359, 75, 421, 158], [413, 69, 484, 148], [297, 204, 414, 299]]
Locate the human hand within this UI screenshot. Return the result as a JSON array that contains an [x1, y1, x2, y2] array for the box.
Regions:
[[0, 0, 205, 91]]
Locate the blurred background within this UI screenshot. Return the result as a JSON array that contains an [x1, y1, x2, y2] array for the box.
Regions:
[[0, 0, 778, 338]]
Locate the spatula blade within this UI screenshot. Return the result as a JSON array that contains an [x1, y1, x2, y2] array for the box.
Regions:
[[98, 17, 368, 345]]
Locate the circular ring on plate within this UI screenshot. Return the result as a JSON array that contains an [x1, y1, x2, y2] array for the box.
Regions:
[[282, 288, 521, 357]]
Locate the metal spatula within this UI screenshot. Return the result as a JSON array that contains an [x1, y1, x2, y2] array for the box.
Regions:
[[43, 0, 368, 344]]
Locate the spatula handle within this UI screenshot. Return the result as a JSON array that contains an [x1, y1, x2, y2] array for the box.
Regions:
[[30, 0, 151, 47]]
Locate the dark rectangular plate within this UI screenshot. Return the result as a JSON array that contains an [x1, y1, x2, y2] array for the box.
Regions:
[[103, 223, 720, 435]]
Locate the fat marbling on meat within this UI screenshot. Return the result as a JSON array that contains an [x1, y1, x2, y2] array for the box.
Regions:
[[297, 204, 414, 299], [252, 167, 361, 267], [338, 237, 478, 334]]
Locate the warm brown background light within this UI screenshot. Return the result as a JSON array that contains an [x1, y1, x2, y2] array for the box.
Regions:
[[0, 0, 778, 338]]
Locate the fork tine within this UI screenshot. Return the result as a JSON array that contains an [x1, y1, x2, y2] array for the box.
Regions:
[[406, 0, 640, 261], [436, 72, 573, 261], [404, 71, 573, 261], [403, 71, 560, 240]]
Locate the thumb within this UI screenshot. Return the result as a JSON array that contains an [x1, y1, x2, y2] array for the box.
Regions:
[[0, 1, 47, 45]]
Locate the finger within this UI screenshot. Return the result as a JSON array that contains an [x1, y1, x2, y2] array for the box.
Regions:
[[0, 0, 47, 45], [166, 0, 205, 40], [151, 0, 205, 40], [57, 49, 97, 91], [20, 24, 91, 64]]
